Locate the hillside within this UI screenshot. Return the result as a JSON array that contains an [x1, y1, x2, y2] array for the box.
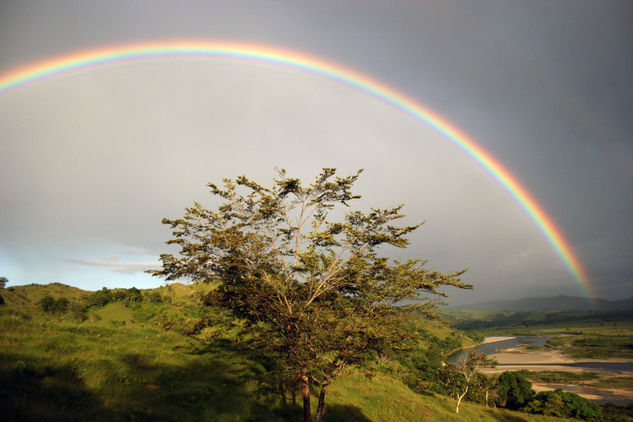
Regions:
[[0, 283, 572, 421], [450, 295, 633, 313]]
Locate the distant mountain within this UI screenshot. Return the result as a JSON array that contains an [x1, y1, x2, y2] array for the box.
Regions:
[[450, 295, 633, 312]]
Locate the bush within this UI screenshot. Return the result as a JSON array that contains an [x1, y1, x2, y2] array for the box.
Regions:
[[87, 288, 113, 307], [69, 302, 88, 321], [38, 296, 69, 314], [144, 291, 163, 303], [38, 295, 56, 312], [52, 298, 69, 313]]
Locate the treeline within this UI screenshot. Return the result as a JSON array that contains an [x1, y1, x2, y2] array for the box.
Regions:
[[37, 287, 165, 320], [452, 310, 633, 331], [433, 367, 629, 421]]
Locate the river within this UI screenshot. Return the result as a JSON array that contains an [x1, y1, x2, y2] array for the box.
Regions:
[[446, 336, 633, 372], [447, 336, 550, 364]]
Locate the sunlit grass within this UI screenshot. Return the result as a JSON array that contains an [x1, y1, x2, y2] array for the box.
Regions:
[[0, 283, 571, 421]]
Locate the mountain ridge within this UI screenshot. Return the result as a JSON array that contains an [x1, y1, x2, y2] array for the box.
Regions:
[[450, 294, 633, 312]]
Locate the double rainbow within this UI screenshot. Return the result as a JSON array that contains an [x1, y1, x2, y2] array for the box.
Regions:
[[0, 40, 593, 299]]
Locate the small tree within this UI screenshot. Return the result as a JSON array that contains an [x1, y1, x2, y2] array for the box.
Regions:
[[0, 276, 6, 305], [149, 169, 471, 422], [450, 350, 496, 414], [479, 373, 497, 408]]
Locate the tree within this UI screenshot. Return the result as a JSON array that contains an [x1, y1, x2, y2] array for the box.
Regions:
[[0, 276, 6, 305], [497, 371, 534, 410], [524, 390, 603, 420], [149, 169, 471, 422], [478, 372, 498, 408], [449, 350, 496, 414]]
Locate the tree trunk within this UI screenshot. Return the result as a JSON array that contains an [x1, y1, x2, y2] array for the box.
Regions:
[[301, 373, 312, 422], [314, 384, 328, 422], [280, 382, 287, 406], [456, 385, 468, 414], [485, 389, 489, 408]]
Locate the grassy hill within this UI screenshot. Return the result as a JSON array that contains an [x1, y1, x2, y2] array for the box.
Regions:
[[0, 283, 569, 421]]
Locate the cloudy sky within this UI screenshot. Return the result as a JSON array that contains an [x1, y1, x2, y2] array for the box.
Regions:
[[0, 1, 631, 305]]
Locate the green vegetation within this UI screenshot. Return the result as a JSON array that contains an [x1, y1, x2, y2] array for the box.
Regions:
[[443, 308, 633, 335], [525, 371, 600, 383], [524, 390, 603, 420], [592, 377, 633, 390], [524, 344, 544, 351], [565, 335, 633, 359], [1, 282, 574, 422], [38, 295, 70, 313], [0, 275, 8, 305], [497, 371, 535, 410], [441, 306, 633, 419], [545, 337, 569, 348], [444, 307, 633, 360], [149, 169, 472, 422]]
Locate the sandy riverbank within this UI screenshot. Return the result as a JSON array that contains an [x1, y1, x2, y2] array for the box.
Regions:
[[480, 347, 632, 373], [479, 345, 633, 404], [481, 336, 517, 344], [531, 382, 633, 405]]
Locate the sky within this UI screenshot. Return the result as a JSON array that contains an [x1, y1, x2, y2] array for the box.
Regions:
[[0, 1, 631, 305]]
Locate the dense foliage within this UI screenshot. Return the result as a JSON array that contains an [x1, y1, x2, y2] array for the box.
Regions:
[[523, 389, 603, 420], [38, 295, 69, 313], [497, 371, 535, 410], [150, 169, 471, 422]]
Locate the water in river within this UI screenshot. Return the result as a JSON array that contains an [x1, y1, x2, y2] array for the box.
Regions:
[[446, 336, 633, 372], [447, 336, 549, 364]]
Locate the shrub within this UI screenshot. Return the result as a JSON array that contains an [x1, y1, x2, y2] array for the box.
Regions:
[[38, 295, 56, 312], [38, 296, 70, 314]]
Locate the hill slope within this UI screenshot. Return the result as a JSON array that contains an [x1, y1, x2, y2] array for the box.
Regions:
[[0, 283, 568, 421]]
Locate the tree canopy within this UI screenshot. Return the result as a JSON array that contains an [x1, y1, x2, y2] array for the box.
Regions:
[[497, 371, 535, 410], [150, 168, 472, 422]]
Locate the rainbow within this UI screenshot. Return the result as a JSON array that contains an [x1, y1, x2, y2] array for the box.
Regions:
[[0, 40, 594, 299]]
